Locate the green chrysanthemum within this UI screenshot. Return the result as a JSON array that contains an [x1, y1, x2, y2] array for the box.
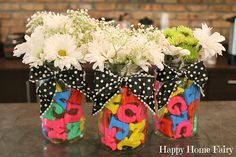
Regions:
[[181, 45, 199, 62], [177, 26, 193, 37], [163, 26, 199, 62]]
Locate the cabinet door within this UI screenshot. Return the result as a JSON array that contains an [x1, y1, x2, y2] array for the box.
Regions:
[[205, 68, 236, 100], [0, 69, 36, 103]]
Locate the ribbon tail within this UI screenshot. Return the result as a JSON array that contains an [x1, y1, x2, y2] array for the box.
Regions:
[[138, 95, 156, 114], [80, 81, 95, 102], [92, 86, 121, 116], [92, 69, 121, 115], [127, 73, 156, 113], [157, 81, 177, 111], [37, 78, 56, 117]]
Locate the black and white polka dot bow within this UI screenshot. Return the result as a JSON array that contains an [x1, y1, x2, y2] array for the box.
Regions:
[[92, 68, 155, 115], [156, 61, 208, 110], [29, 65, 86, 117]]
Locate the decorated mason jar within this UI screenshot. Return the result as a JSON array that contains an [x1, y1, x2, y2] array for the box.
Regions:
[[92, 69, 155, 151], [154, 62, 208, 139], [12, 9, 109, 144], [30, 66, 87, 143]]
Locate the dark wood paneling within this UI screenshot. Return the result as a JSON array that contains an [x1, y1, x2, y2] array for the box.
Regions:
[[0, 58, 36, 102], [204, 56, 236, 100], [1, 55, 236, 102]]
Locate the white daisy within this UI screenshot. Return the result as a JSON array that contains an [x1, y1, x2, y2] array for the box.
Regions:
[[44, 34, 83, 70], [193, 23, 225, 61], [147, 42, 165, 71], [13, 26, 44, 67], [127, 34, 165, 71], [167, 45, 191, 56], [85, 38, 116, 71]]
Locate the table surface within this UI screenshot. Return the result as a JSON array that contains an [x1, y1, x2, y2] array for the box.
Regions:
[[0, 102, 236, 157]]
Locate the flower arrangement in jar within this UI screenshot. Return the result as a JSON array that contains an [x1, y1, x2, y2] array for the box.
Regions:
[[13, 9, 105, 143], [83, 23, 184, 151], [154, 24, 225, 139]]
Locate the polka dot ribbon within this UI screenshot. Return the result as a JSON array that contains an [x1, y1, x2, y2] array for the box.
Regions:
[[156, 61, 208, 110], [29, 65, 86, 116], [92, 68, 155, 115]]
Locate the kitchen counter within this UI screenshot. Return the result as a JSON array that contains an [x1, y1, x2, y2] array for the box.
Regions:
[[0, 102, 236, 157]]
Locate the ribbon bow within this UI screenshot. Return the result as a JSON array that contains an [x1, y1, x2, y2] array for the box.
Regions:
[[156, 61, 208, 110], [29, 65, 86, 117], [92, 69, 155, 115]]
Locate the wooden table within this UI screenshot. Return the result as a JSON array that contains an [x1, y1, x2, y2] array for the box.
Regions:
[[0, 102, 235, 157]]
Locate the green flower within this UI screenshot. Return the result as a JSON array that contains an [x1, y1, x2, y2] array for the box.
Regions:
[[183, 36, 198, 46], [163, 28, 177, 38], [168, 34, 185, 46], [177, 26, 193, 37], [181, 45, 199, 62], [163, 26, 199, 62]]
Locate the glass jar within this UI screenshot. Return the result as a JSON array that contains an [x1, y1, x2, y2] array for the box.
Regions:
[[99, 87, 148, 151], [41, 82, 85, 143], [154, 79, 200, 139]]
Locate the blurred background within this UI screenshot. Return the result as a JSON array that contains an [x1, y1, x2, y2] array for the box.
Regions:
[[0, 0, 235, 42], [0, 0, 236, 103]]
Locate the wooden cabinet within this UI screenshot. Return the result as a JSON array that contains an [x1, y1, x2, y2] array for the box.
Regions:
[[204, 57, 236, 100], [0, 58, 36, 103]]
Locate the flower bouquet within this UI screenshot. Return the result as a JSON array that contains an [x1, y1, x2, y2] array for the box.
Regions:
[[13, 9, 104, 143], [84, 25, 169, 151], [154, 24, 225, 139]]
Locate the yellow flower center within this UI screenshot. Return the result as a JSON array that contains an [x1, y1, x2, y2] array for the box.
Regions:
[[58, 50, 67, 56]]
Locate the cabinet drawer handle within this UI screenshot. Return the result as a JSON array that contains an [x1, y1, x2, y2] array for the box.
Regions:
[[227, 80, 236, 85]]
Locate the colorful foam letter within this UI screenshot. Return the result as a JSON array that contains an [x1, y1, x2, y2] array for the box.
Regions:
[[101, 128, 117, 151], [105, 94, 122, 114], [184, 84, 200, 106], [68, 89, 83, 105], [117, 130, 144, 150], [188, 100, 199, 119], [42, 118, 67, 141], [129, 120, 146, 132], [117, 103, 146, 123], [157, 107, 168, 118], [170, 87, 184, 98], [158, 118, 174, 137], [67, 122, 81, 140], [192, 115, 197, 133], [56, 83, 63, 92], [121, 87, 142, 106], [109, 116, 129, 140], [174, 121, 192, 138], [53, 90, 71, 109], [167, 96, 187, 116], [42, 102, 64, 120], [117, 104, 139, 123], [65, 102, 83, 124], [136, 103, 147, 122], [170, 111, 188, 131], [80, 117, 85, 132]]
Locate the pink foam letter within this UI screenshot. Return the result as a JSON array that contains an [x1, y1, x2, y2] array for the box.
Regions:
[[167, 96, 187, 116], [174, 121, 192, 139]]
